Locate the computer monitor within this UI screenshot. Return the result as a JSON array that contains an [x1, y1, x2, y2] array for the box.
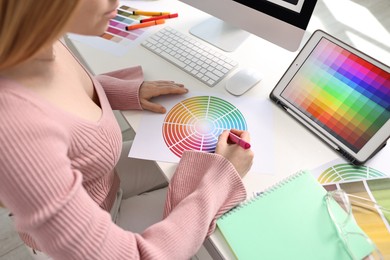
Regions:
[[179, 0, 318, 52]]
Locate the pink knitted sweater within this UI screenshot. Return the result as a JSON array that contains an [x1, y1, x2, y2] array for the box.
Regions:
[[0, 66, 246, 259]]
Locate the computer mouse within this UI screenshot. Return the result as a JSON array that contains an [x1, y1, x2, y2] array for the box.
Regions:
[[225, 68, 262, 96]]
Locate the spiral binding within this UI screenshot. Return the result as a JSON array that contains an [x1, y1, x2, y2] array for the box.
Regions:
[[219, 170, 308, 220]]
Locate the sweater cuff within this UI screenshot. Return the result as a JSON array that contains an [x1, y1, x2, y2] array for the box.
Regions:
[[164, 151, 247, 236], [95, 66, 144, 110]]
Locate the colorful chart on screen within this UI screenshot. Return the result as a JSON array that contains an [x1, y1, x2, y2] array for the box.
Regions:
[[162, 96, 247, 157]]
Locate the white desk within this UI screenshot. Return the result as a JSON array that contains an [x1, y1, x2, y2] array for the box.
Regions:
[[67, 0, 390, 258]]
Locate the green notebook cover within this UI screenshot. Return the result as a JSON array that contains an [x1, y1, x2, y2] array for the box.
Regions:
[[217, 171, 374, 260]]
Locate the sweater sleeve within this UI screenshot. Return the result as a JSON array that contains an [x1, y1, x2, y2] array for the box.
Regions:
[[132, 151, 247, 259], [0, 94, 246, 260], [163, 151, 247, 236], [95, 66, 144, 111]]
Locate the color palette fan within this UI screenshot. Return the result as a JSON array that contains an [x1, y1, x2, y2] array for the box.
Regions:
[[318, 163, 390, 258], [100, 5, 146, 44], [162, 96, 247, 157], [318, 163, 387, 183]]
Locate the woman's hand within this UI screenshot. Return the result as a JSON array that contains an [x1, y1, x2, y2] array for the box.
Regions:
[[215, 129, 254, 178], [139, 80, 188, 113]]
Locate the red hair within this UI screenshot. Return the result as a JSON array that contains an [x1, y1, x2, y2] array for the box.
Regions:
[[0, 0, 79, 70]]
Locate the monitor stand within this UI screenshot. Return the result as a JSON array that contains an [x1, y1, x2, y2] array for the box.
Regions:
[[189, 17, 250, 52]]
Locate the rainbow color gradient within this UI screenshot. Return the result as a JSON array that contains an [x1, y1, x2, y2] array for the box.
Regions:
[[282, 38, 390, 152], [162, 96, 247, 157]]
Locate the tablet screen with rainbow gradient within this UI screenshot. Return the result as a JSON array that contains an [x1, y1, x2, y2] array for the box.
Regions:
[[281, 37, 390, 153]]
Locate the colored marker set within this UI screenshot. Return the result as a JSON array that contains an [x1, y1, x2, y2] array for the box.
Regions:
[[100, 5, 145, 43], [99, 5, 177, 45], [125, 11, 178, 31]]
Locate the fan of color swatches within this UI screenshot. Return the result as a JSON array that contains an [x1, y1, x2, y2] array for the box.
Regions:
[[100, 5, 145, 44], [318, 164, 390, 255], [162, 96, 247, 157], [317, 163, 386, 184], [281, 38, 390, 152]]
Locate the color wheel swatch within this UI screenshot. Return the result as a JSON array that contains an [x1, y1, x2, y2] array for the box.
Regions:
[[100, 5, 145, 44], [281, 38, 390, 152], [162, 96, 247, 157], [318, 163, 387, 183], [318, 163, 390, 258]]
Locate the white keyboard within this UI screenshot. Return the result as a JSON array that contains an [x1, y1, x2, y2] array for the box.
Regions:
[[141, 27, 238, 87]]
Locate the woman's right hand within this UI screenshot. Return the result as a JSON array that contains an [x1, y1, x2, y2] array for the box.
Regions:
[[215, 129, 254, 178]]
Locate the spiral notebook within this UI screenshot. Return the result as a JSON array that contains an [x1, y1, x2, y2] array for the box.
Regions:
[[217, 171, 374, 260]]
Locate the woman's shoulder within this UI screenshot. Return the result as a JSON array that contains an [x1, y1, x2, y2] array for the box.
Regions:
[[0, 79, 48, 119], [0, 79, 67, 137]]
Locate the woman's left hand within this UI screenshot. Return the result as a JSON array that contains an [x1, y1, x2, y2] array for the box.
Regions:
[[139, 80, 188, 113]]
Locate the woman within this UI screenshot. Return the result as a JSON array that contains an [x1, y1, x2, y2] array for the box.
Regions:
[[0, 0, 254, 259]]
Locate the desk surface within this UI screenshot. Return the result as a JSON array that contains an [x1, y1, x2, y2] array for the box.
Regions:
[[67, 0, 390, 258]]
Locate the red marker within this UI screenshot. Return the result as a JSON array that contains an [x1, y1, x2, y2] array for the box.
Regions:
[[228, 132, 251, 149], [140, 13, 178, 23], [126, 19, 165, 31]]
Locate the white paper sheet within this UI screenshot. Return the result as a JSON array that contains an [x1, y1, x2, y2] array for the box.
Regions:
[[67, 3, 147, 56], [129, 92, 276, 174]]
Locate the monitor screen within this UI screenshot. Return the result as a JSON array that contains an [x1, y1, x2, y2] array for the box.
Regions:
[[180, 0, 317, 52]]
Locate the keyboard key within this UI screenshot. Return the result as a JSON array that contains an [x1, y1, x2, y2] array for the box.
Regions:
[[141, 27, 238, 87]]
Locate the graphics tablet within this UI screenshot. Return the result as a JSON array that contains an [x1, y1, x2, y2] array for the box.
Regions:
[[270, 30, 390, 164]]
